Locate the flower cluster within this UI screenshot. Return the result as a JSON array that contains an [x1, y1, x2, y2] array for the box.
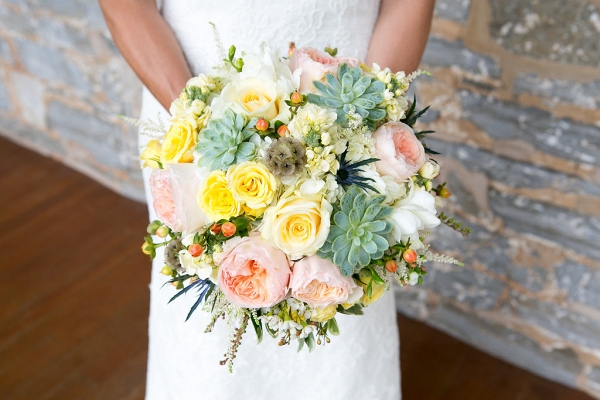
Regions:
[[138, 43, 465, 371]]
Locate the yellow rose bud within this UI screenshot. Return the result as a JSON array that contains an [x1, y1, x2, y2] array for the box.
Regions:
[[357, 269, 386, 306], [197, 170, 242, 222], [140, 140, 163, 169], [311, 305, 337, 323], [161, 120, 197, 164], [227, 161, 277, 209]]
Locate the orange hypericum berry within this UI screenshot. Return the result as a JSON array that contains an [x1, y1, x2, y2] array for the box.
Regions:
[[210, 224, 221, 235], [256, 118, 269, 132], [277, 125, 289, 136], [402, 249, 418, 264], [290, 91, 303, 104], [385, 260, 398, 273], [221, 222, 237, 238], [188, 243, 203, 257]]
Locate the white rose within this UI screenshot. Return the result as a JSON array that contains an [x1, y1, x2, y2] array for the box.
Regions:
[[179, 250, 213, 279], [386, 182, 440, 244], [261, 193, 332, 259], [419, 161, 440, 180]]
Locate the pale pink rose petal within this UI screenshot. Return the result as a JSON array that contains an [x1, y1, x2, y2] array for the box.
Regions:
[[289, 47, 360, 93], [372, 122, 427, 182]]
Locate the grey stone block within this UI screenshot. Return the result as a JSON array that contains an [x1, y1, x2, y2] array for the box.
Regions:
[[0, 37, 14, 64], [427, 138, 600, 197], [0, 4, 38, 35], [422, 37, 501, 79], [514, 73, 600, 109], [16, 38, 91, 94], [37, 19, 92, 54], [556, 260, 600, 309], [512, 292, 600, 349], [459, 90, 600, 165], [0, 74, 10, 112], [0, 117, 65, 156], [434, 0, 471, 22], [410, 303, 583, 387], [490, 191, 600, 260], [37, 0, 84, 17], [47, 100, 125, 169], [489, 0, 600, 66], [428, 267, 506, 310], [11, 72, 46, 128]]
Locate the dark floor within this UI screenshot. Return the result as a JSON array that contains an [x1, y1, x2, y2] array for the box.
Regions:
[[0, 136, 593, 400]]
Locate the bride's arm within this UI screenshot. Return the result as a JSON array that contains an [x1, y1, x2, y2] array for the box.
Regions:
[[366, 0, 436, 73], [99, 0, 192, 110]]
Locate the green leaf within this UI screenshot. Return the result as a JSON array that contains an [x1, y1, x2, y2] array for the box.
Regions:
[[327, 318, 340, 336], [297, 337, 305, 352], [250, 313, 263, 344], [336, 303, 364, 315], [306, 332, 316, 352]]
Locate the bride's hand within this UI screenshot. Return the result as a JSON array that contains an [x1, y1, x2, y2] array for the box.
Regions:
[[99, 0, 193, 111], [366, 0, 436, 73]]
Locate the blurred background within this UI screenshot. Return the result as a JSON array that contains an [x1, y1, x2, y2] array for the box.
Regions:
[[0, 0, 599, 398]]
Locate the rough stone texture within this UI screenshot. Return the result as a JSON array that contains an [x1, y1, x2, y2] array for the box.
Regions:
[[1, 0, 600, 396], [0, 0, 143, 201], [435, 0, 472, 23], [489, 0, 600, 66], [422, 37, 502, 78], [402, 0, 600, 397], [514, 74, 600, 110]]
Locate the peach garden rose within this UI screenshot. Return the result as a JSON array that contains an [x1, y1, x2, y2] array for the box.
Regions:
[[290, 255, 362, 309], [217, 234, 291, 308]]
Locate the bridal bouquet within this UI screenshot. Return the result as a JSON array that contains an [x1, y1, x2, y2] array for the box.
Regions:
[[138, 43, 467, 370]]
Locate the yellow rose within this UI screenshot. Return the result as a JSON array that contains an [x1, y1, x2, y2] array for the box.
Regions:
[[357, 269, 386, 306], [219, 77, 286, 121], [261, 192, 332, 259], [197, 170, 242, 221], [311, 305, 337, 323], [161, 120, 197, 164], [140, 140, 162, 169], [227, 161, 277, 209], [243, 204, 267, 219]]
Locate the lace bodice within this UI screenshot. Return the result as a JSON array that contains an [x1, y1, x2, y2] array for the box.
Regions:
[[161, 0, 381, 75]]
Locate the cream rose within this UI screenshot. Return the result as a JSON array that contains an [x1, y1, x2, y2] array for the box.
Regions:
[[372, 122, 427, 182], [261, 192, 332, 259], [227, 161, 278, 210], [217, 234, 291, 308], [290, 255, 362, 309], [216, 77, 286, 121], [289, 47, 360, 93]]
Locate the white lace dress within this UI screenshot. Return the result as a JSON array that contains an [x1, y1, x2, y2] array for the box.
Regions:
[[139, 1, 400, 399]]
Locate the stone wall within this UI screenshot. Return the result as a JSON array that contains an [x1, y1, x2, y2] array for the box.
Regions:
[[0, 0, 143, 200], [395, 0, 600, 396], [1, 0, 600, 396]]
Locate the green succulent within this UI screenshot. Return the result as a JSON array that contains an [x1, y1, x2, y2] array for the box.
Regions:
[[317, 185, 392, 276], [307, 64, 386, 125], [196, 110, 258, 171]]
